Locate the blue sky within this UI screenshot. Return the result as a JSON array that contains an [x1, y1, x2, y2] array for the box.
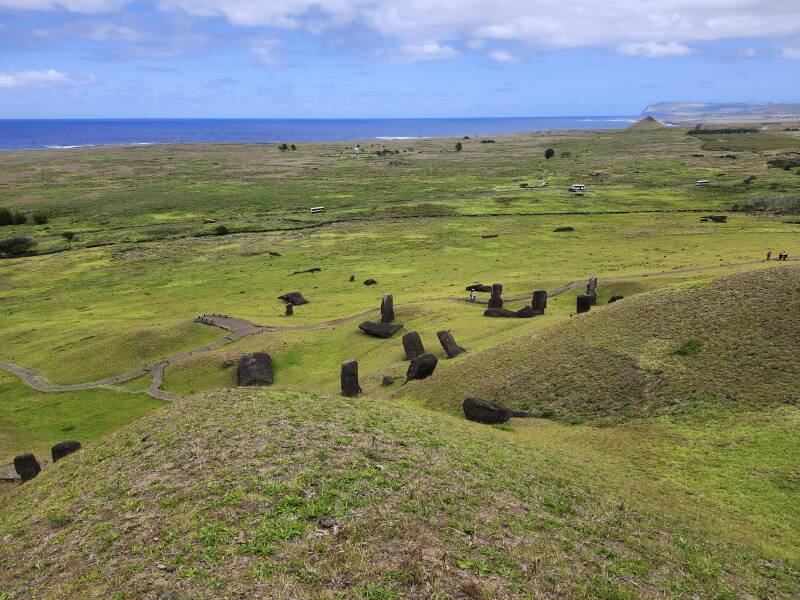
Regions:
[[1, 1, 799, 118]]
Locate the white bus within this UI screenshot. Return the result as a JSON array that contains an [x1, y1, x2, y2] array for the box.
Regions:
[[569, 184, 586, 192], [310, 206, 326, 214]]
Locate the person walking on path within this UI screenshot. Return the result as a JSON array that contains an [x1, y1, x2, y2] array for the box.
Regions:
[[469, 290, 476, 303], [767, 250, 772, 261]]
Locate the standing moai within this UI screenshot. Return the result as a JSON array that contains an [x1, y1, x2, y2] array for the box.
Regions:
[[488, 283, 503, 309], [402, 331, 426, 360], [380, 293, 395, 323], [586, 276, 598, 305], [437, 330, 466, 358], [285, 304, 293, 316], [13, 453, 41, 482], [51, 440, 81, 463], [532, 290, 547, 312], [341, 360, 362, 397], [577, 294, 592, 314]]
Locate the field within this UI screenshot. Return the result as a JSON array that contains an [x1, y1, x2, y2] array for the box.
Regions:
[[1, 123, 800, 597]]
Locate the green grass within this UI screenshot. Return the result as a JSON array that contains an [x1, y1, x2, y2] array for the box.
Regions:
[[0, 371, 165, 463]]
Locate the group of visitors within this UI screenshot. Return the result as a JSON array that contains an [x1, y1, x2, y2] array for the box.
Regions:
[[767, 250, 790, 261]]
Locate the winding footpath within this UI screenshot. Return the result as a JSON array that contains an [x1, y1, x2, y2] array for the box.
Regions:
[[0, 258, 785, 401]]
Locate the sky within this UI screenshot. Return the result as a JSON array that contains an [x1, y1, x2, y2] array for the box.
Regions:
[[0, 0, 799, 118]]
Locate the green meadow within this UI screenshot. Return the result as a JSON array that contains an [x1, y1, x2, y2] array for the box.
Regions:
[[1, 124, 800, 597]]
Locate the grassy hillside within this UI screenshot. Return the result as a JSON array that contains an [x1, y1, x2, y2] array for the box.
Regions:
[[408, 264, 800, 424], [2, 389, 798, 599]]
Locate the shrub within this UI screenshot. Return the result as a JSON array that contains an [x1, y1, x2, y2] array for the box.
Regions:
[[214, 225, 230, 236], [12, 212, 27, 225], [61, 231, 77, 242], [0, 236, 37, 257], [290, 144, 297, 151], [479, 139, 496, 144], [455, 142, 462, 152], [278, 143, 289, 151], [32, 212, 48, 225], [0, 208, 11, 226], [544, 148, 555, 159]]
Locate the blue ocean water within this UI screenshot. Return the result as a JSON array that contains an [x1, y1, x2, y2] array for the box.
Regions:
[[0, 117, 637, 151]]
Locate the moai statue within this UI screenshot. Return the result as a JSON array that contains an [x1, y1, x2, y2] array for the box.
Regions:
[[532, 290, 547, 312], [380, 293, 394, 323], [341, 360, 362, 397], [488, 283, 503, 309], [402, 331, 426, 360]]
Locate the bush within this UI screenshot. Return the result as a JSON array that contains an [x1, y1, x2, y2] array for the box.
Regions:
[[290, 144, 297, 151], [12, 212, 27, 225], [278, 143, 289, 151], [674, 338, 702, 356], [32, 212, 48, 225], [455, 142, 463, 152], [544, 148, 555, 159], [214, 225, 230, 236], [0, 236, 37, 257], [0, 208, 11, 226], [61, 232, 77, 242]]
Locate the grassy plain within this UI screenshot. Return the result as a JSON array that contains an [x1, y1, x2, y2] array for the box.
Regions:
[[1, 124, 799, 597]]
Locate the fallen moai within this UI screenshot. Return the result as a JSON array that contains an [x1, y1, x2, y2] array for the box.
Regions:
[[380, 293, 395, 323], [608, 295, 624, 304], [402, 331, 426, 360], [291, 266, 322, 275], [462, 397, 536, 424], [278, 292, 308, 306], [341, 360, 361, 396], [51, 440, 81, 463], [437, 330, 465, 358], [236, 352, 273, 386], [466, 284, 492, 293], [13, 453, 41, 482], [553, 226, 575, 232], [363, 279, 377, 286], [406, 353, 438, 381], [359, 321, 403, 338], [488, 283, 503, 309], [484, 306, 543, 318]]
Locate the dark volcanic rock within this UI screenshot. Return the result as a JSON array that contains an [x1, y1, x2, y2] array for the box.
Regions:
[[382, 375, 395, 386], [577, 294, 592, 314], [437, 330, 465, 358], [278, 291, 308, 306], [363, 279, 377, 286], [466, 284, 492, 293], [608, 295, 624, 304], [488, 283, 503, 309], [406, 353, 438, 381], [463, 397, 512, 424], [481, 234, 498, 238], [340, 360, 361, 397], [51, 440, 81, 463], [553, 226, 575, 232], [349, 274, 355, 282], [236, 352, 273, 386], [402, 331, 426, 360], [380, 294, 395, 323], [13, 453, 41, 482], [291, 266, 322, 275], [532, 290, 547, 312], [359, 321, 402, 339], [484, 307, 518, 318]]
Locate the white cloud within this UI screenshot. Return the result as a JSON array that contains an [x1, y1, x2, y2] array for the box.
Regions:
[[380, 42, 459, 63], [0, 0, 125, 12], [251, 39, 282, 65], [738, 47, 759, 59], [617, 41, 693, 58], [488, 49, 517, 63], [0, 69, 87, 88], [782, 47, 800, 59]]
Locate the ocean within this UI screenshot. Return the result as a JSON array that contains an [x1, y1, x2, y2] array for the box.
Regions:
[[0, 117, 637, 151]]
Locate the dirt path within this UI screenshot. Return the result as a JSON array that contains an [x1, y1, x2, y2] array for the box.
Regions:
[[0, 259, 785, 400]]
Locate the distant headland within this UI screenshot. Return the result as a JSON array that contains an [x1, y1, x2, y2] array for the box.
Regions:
[[642, 102, 800, 123]]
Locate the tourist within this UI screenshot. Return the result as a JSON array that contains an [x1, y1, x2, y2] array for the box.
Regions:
[[469, 290, 476, 302], [767, 250, 772, 261]]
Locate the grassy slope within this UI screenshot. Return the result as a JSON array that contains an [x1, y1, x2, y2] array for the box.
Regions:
[[407, 264, 800, 424], [1, 390, 798, 599], [0, 371, 164, 463]]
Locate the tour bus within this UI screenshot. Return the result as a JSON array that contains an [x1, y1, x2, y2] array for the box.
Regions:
[[569, 184, 586, 192], [695, 180, 710, 187], [310, 206, 326, 214]]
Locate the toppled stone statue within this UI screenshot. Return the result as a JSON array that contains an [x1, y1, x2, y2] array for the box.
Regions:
[[406, 353, 438, 381], [341, 360, 361, 397], [553, 226, 575, 232], [291, 266, 322, 275], [462, 397, 536, 424], [278, 291, 308, 306], [380, 294, 394, 323], [488, 283, 503, 309], [402, 331, 426, 360], [515, 306, 544, 318], [359, 321, 402, 338], [363, 279, 377, 286], [484, 306, 542, 318], [13, 453, 41, 482], [532, 290, 547, 312], [437, 330, 465, 358], [51, 440, 81, 463], [608, 295, 624, 304], [236, 352, 273, 386], [466, 284, 492, 293], [577, 294, 592, 314]]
